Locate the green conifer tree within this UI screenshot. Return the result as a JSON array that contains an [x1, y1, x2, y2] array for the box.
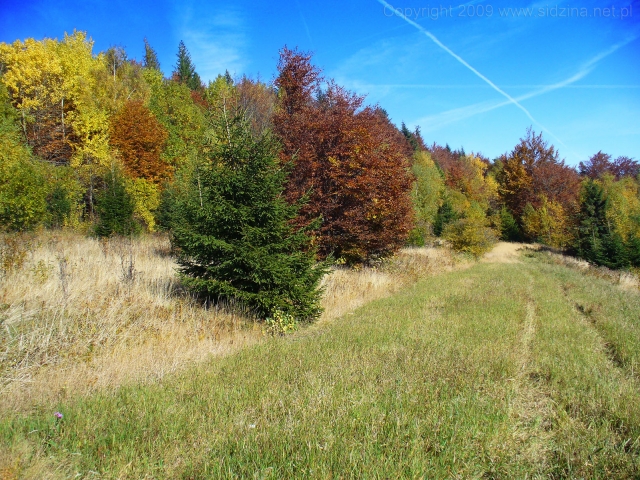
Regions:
[[174, 41, 202, 91], [574, 180, 609, 264], [171, 107, 329, 321], [143, 38, 161, 71], [95, 169, 139, 237], [573, 179, 635, 269], [433, 198, 457, 237], [499, 206, 523, 242]]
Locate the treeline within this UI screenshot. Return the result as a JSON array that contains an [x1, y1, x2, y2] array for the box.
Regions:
[[405, 127, 640, 269], [1, 31, 639, 277]]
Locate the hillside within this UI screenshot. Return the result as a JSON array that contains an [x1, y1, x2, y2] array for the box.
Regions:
[[2, 244, 639, 478]]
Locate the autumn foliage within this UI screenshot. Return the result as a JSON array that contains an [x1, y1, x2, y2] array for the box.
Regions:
[[498, 130, 580, 219], [579, 151, 639, 180], [274, 48, 414, 263], [1, 32, 639, 272], [109, 100, 170, 184]]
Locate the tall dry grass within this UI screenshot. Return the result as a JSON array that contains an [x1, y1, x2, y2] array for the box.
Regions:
[[1, 232, 262, 414], [0, 232, 461, 414], [319, 246, 459, 324]]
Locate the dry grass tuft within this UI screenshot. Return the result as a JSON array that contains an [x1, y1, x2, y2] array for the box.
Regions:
[[0, 232, 262, 414], [0, 233, 462, 415], [319, 246, 461, 324]]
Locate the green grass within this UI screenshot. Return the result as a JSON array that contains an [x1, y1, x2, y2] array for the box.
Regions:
[[2, 253, 640, 478]]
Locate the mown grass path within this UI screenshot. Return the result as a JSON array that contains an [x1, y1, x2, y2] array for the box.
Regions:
[[2, 250, 640, 478]]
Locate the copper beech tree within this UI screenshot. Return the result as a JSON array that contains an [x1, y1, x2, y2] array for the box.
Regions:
[[579, 151, 640, 180], [498, 129, 580, 219], [109, 100, 170, 184], [273, 48, 414, 263]]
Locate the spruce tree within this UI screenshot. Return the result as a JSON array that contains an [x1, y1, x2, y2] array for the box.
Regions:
[[499, 206, 523, 242], [174, 41, 202, 91], [626, 236, 640, 267], [143, 38, 161, 71], [573, 179, 633, 269], [601, 232, 630, 269], [171, 106, 329, 321], [95, 169, 139, 237], [433, 198, 457, 237], [574, 180, 609, 264]]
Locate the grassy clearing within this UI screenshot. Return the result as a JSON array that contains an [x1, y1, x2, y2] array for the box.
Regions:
[[1, 244, 639, 478], [0, 233, 457, 416]]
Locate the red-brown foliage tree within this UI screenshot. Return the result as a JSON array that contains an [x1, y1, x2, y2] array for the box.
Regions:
[[428, 143, 469, 189], [109, 100, 170, 184], [579, 151, 639, 180], [497, 128, 580, 219], [273, 48, 414, 263]]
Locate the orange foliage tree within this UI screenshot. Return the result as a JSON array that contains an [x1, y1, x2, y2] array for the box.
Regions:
[[109, 100, 170, 184], [429, 144, 467, 189], [498, 129, 580, 219], [273, 48, 414, 263]]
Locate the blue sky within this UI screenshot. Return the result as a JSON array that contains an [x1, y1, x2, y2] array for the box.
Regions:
[[1, 0, 639, 165]]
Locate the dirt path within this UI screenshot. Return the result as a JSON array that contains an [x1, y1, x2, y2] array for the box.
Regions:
[[482, 242, 528, 264]]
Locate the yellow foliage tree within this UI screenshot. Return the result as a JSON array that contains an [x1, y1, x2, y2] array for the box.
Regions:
[[410, 150, 445, 242], [600, 174, 640, 243], [125, 177, 160, 232], [443, 202, 497, 257], [458, 155, 499, 209], [521, 196, 571, 248], [0, 31, 103, 165]]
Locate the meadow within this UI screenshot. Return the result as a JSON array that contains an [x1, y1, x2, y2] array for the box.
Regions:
[[1, 235, 640, 478]]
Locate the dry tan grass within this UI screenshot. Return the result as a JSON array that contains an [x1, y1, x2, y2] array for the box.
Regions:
[[481, 241, 528, 263], [318, 246, 460, 324], [0, 232, 262, 414], [0, 233, 462, 415]]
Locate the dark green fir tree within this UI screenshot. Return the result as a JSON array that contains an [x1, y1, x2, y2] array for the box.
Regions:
[[95, 169, 139, 237], [174, 40, 202, 91], [499, 206, 523, 242], [171, 107, 329, 321], [574, 179, 609, 265], [143, 38, 161, 71], [573, 179, 633, 269], [433, 198, 457, 237]]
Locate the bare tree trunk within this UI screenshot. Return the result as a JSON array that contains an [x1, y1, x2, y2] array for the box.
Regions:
[[61, 97, 65, 143]]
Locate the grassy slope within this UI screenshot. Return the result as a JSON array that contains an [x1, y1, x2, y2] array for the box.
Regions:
[[2, 251, 640, 478]]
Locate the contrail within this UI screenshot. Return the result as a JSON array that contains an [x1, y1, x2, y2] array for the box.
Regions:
[[519, 36, 637, 101], [408, 36, 638, 130], [296, 0, 314, 47], [377, 0, 568, 148]]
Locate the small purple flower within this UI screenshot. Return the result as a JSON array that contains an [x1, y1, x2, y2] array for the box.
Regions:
[[54, 412, 63, 419]]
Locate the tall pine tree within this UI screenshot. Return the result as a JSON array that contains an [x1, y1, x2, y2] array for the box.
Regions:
[[171, 104, 329, 321], [173, 41, 202, 91], [143, 38, 161, 71]]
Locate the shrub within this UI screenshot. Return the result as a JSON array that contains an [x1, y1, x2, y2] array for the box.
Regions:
[[443, 204, 497, 257]]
